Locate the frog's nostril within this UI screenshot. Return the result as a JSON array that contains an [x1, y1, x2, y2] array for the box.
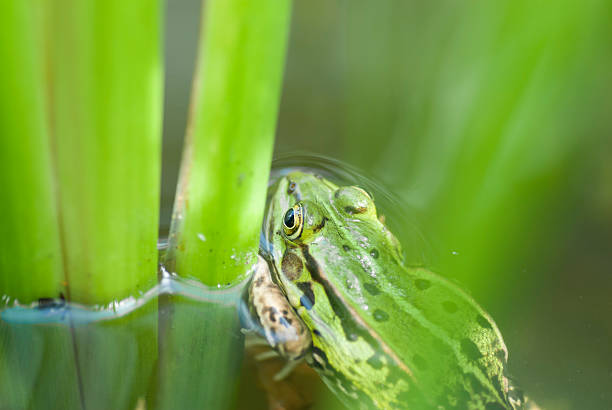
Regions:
[[287, 181, 297, 194]]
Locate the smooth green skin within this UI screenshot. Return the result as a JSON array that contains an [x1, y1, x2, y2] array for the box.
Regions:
[[262, 171, 520, 409]]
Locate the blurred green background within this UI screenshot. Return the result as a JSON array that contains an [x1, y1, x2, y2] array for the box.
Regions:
[[163, 1, 612, 409]]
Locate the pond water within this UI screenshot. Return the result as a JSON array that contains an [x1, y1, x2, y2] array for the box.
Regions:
[[0, 262, 248, 410]]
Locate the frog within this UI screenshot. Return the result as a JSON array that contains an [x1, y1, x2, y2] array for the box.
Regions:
[[244, 170, 529, 409]]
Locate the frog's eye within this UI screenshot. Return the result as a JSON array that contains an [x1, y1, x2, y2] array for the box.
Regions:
[[282, 201, 326, 243], [282, 204, 303, 240], [333, 186, 376, 219]]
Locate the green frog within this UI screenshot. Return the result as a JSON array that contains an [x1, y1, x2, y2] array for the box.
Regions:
[[246, 171, 529, 409]]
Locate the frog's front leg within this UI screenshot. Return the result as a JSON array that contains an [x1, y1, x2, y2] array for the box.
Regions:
[[248, 255, 312, 364]]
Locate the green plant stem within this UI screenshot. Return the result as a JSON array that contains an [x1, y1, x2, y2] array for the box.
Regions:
[[155, 1, 291, 408], [45, 0, 164, 304], [45, 1, 165, 408], [0, 1, 64, 304], [167, 0, 292, 286], [1, 2, 164, 410]]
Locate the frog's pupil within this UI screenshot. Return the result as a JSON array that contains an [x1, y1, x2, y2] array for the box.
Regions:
[[284, 208, 295, 228]]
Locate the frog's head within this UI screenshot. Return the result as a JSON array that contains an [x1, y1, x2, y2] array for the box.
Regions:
[[263, 171, 403, 319]]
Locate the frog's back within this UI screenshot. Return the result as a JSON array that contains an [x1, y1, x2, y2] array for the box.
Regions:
[[321, 231, 515, 408], [265, 172, 522, 408], [314, 206, 516, 408], [379, 266, 512, 408]]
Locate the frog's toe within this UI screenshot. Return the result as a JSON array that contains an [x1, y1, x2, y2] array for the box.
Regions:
[[273, 358, 303, 381]]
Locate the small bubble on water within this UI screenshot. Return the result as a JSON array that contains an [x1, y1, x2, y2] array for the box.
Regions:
[[197, 233, 206, 242], [451, 250, 459, 255]]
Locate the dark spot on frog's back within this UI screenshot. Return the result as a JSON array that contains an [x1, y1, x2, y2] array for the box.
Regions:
[[297, 281, 315, 310], [366, 353, 384, 370], [415, 279, 431, 290], [281, 251, 303, 281], [460, 338, 483, 361], [477, 314, 493, 330], [373, 309, 389, 322], [385, 366, 403, 385], [442, 300, 458, 314], [363, 282, 380, 296], [346, 332, 358, 341], [342, 244, 351, 252]]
